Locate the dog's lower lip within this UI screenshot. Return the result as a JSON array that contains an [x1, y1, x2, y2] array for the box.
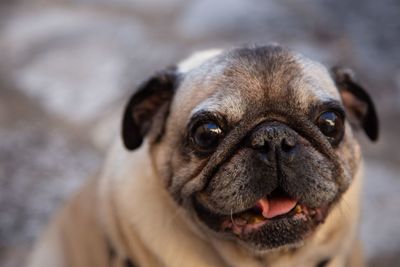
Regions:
[[193, 192, 332, 249], [220, 200, 296, 235], [220, 203, 324, 235], [225, 188, 298, 227]]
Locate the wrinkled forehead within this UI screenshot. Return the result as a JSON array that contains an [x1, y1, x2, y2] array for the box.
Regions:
[[171, 46, 341, 125]]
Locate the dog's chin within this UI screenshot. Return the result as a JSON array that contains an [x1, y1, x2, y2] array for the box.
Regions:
[[192, 190, 333, 251]]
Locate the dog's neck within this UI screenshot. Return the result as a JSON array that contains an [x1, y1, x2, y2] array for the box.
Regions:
[[99, 141, 227, 267], [99, 141, 362, 267]]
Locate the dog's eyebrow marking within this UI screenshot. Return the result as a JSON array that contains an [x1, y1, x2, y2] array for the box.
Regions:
[[190, 94, 245, 123]]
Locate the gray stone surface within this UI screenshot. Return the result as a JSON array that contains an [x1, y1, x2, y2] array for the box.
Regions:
[[0, 84, 101, 267], [0, 0, 399, 267]]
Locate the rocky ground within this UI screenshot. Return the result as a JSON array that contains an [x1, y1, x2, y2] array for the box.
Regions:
[[0, 0, 399, 266]]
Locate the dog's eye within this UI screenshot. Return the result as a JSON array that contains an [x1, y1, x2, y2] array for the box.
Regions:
[[192, 122, 223, 151], [316, 111, 344, 144]]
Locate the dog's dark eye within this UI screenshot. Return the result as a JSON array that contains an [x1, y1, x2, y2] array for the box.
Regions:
[[316, 111, 344, 144], [192, 122, 223, 151]]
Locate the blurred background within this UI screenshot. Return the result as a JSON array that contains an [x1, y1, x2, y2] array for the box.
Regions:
[[0, 0, 399, 266]]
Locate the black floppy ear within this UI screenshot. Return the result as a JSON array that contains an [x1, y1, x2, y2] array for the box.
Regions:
[[122, 68, 177, 150], [331, 67, 379, 141]]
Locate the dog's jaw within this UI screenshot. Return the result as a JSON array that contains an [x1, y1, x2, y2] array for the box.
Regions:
[[204, 165, 363, 267]]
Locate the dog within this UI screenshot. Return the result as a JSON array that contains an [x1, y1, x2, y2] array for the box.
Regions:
[[28, 44, 378, 267]]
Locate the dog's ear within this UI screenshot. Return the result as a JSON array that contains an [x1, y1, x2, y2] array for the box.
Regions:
[[331, 67, 379, 141], [122, 67, 178, 150]]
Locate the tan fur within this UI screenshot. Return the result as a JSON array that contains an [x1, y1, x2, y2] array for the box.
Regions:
[[29, 139, 363, 267]]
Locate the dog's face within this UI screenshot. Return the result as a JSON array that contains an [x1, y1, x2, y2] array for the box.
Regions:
[[122, 45, 378, 251]]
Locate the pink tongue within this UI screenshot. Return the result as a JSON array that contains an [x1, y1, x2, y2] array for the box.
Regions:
[[257, 196, 297, 219]]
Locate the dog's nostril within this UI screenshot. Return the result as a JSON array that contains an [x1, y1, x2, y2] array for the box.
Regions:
[[281, 138, 296, 153], [251, 139, 271, 152]]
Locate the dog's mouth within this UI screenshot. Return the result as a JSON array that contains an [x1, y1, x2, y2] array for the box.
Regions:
[[193, 188, 330, 249], [220, 192, 326, 235]]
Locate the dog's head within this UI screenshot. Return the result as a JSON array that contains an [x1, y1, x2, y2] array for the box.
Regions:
[[121, 45, 378, 251]]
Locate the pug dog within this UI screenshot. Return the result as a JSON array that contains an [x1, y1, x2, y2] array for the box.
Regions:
[[28, 44, 378, 267]]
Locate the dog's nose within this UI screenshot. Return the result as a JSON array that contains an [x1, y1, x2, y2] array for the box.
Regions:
[[249, 122, 298, 162]]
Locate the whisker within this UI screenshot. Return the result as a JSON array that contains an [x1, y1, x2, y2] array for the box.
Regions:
[[230, 209, 237, 227]]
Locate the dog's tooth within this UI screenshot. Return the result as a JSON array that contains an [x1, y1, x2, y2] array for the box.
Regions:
[[254, 215, 265, 223], [248, 214, 265, 224], [294, 205, 302, 214]]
